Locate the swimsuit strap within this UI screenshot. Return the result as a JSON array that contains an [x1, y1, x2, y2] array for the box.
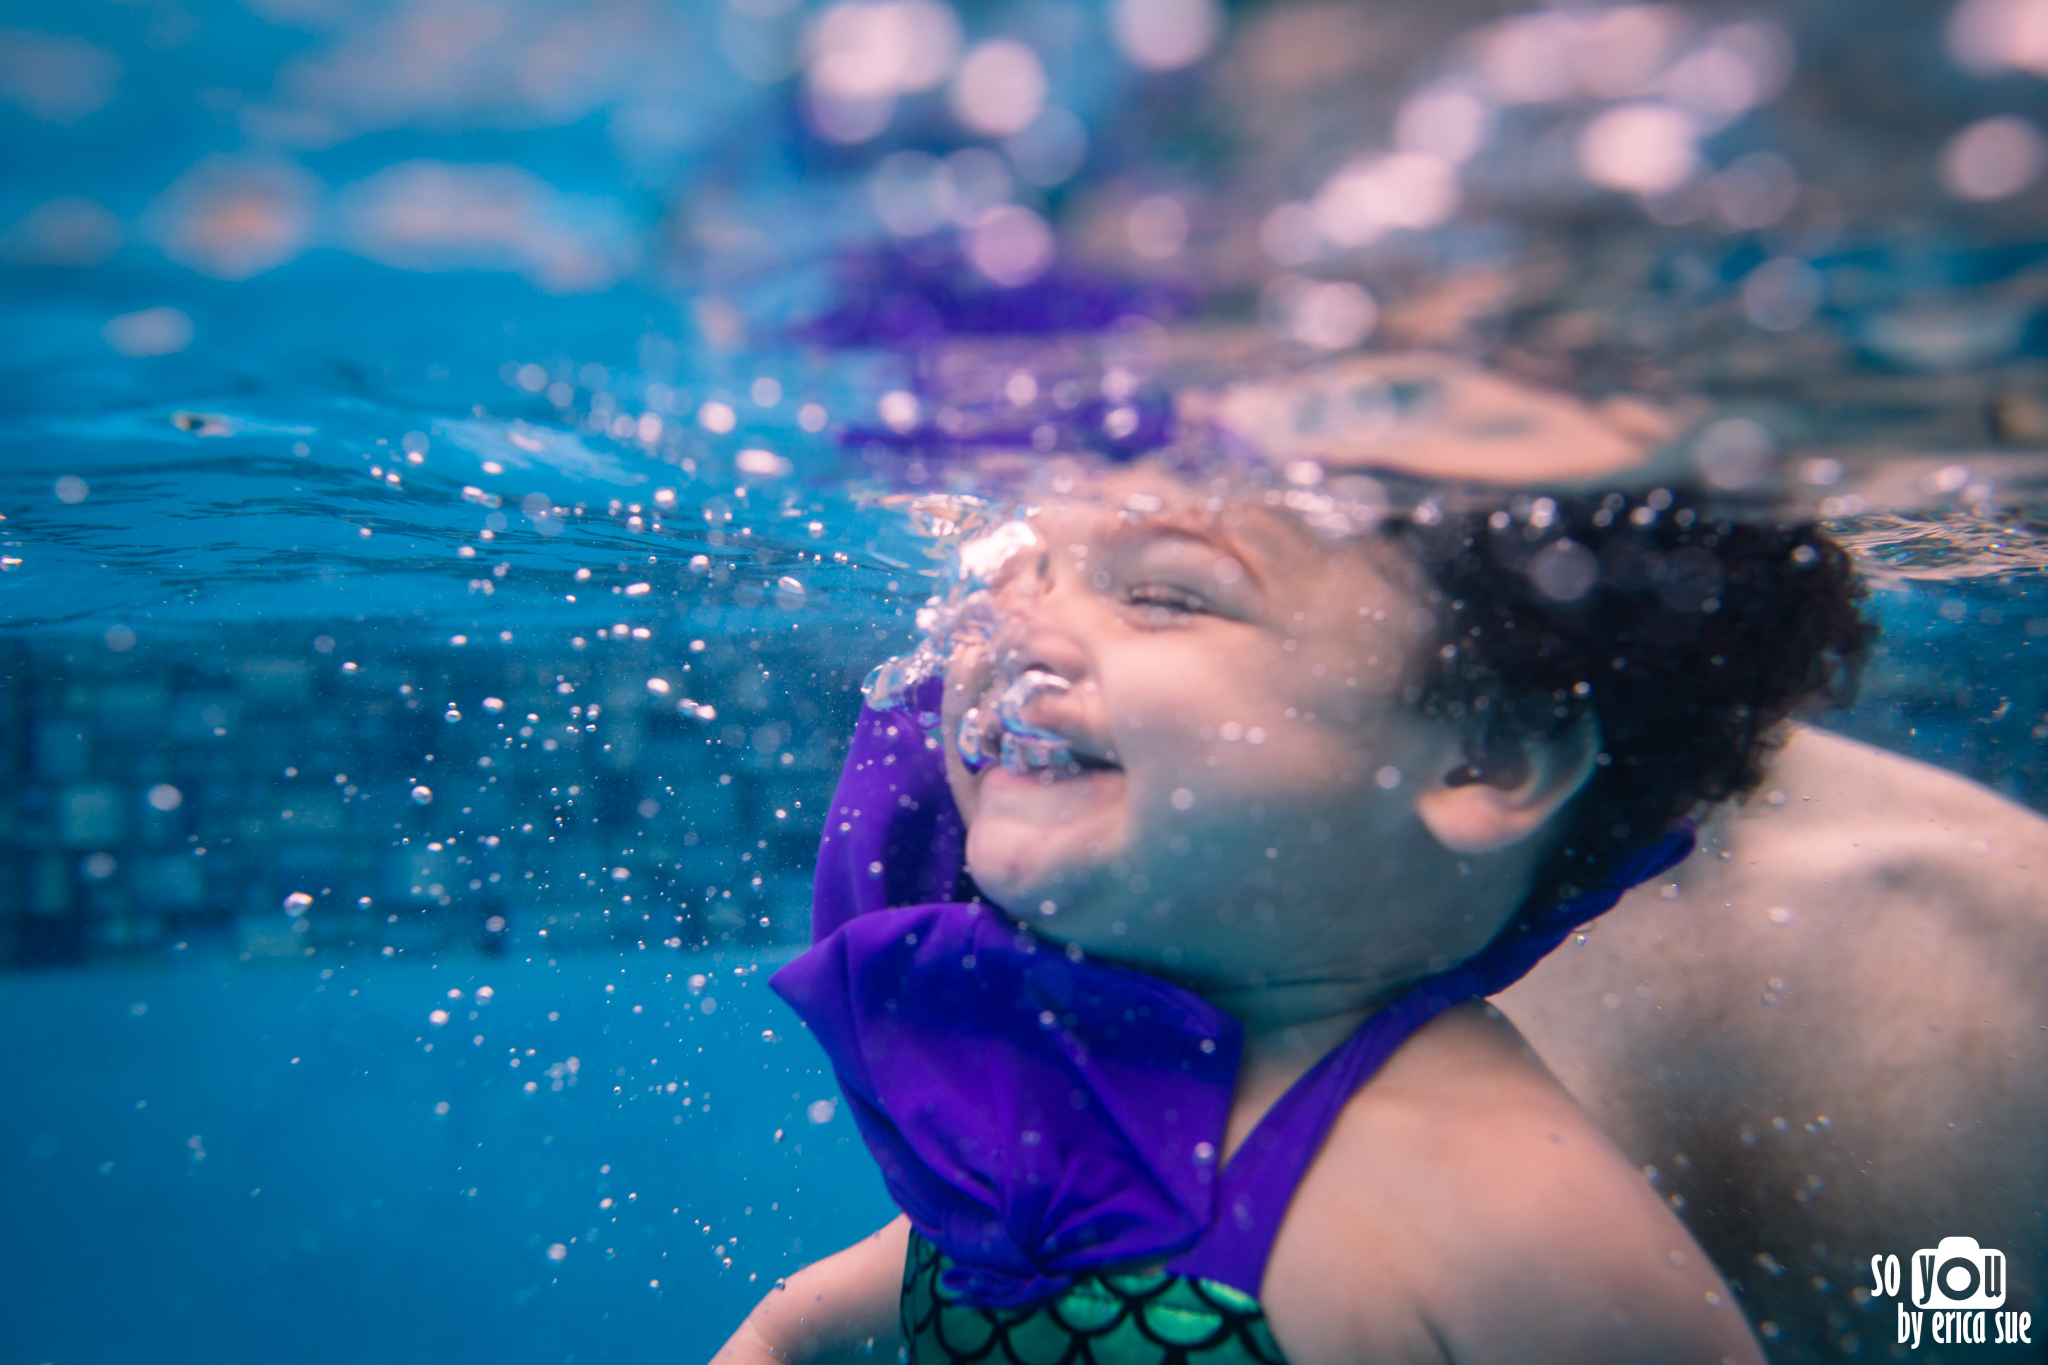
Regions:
[[1165, 828, 1698, 1298], [1163, 970, 1483, 1296]]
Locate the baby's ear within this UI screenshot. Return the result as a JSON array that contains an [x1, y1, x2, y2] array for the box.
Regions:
[[1413, 712, 1599, 855]]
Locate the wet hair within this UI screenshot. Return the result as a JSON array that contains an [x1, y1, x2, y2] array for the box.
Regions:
[[1386, 489, 1873, 906]]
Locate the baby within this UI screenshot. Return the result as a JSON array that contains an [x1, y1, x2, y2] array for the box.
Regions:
[[713, 464, 1868, 1365]]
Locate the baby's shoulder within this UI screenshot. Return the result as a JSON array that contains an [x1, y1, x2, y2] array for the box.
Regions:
[[1259, 1002, 1759, 1365]]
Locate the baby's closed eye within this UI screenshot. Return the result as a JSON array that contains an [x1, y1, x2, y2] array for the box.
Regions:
[[1122, 583, 1213, 622]]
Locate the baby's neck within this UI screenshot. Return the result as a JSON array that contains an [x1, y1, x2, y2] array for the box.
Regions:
[[1211, 992, 1392, 1161], [1206, 968, 1415, 1039], [1205, 973, 1434, 1161]]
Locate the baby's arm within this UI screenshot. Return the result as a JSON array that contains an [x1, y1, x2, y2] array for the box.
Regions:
[[1266, 1002, 1763, 1365], [1422, 1132, 1766, 1365], [712, 1217, 909, 1365]]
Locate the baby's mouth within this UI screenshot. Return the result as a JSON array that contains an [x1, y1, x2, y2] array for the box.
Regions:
[[958, 670, 1120, 779]]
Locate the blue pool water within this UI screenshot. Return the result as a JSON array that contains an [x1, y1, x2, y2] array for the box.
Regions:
[[3, 952, 894, 1365]]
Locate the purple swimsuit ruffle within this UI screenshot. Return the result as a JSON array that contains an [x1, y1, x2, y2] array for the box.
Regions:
[[774, 903, 1241, 1307], [771, 679, 1692, 1308]]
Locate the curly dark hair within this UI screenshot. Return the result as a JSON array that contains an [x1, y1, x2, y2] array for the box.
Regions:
[[1385, 488, 1874, 908]]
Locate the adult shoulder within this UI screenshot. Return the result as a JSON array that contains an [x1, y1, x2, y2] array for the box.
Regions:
[[1497, 725, 2048, 1357]]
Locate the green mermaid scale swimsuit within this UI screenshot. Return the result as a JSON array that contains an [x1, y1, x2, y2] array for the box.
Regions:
[[902, 1231, 1289, 1365]]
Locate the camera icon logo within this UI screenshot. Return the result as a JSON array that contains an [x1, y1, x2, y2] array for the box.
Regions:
[[1912, 1236, 2007, 1310]]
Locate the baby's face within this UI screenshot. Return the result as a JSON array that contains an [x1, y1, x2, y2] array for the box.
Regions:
[[942, 472, 1494, 996]]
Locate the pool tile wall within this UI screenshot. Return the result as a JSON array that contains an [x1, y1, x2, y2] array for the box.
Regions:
[[0, 629, 866, 969]]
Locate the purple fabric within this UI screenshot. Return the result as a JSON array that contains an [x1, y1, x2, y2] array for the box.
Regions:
[[778, 692, 1693, 1305], [808, 677, 963, 942], [773, 903, 1242, 1308], [795, 246, 1192, 347]]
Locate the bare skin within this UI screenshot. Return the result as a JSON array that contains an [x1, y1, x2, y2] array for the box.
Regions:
[[716, 473, 1762, 1365], [1499, 725, 2048, 1362], [711, 1218, 909, 1365], [1260, 1001, 1754, 1365]]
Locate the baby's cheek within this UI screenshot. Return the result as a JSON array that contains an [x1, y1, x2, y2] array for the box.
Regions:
[[1197, 703, 1373, 784]]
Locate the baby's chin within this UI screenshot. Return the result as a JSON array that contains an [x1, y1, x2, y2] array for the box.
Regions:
[[962, 789, 1127, 909], [964, 849, 1111, 923], [970, 850, 1371, 994], [966, 861, 1228, 979], [965, 835, 1126, 931]]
